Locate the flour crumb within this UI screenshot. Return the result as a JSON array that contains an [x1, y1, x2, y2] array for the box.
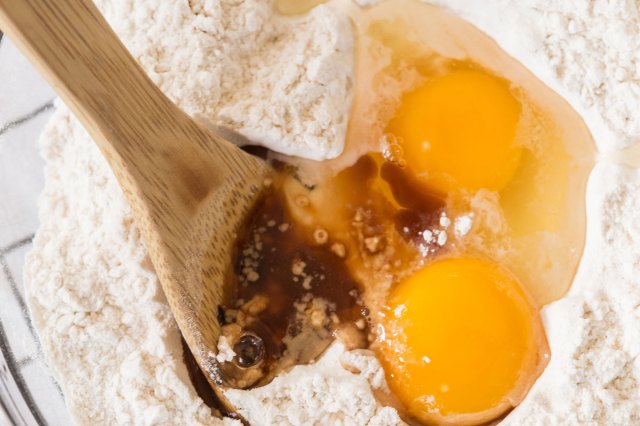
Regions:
[[439, 213, 451, 228], [331, 242, 347, 258], [216, 337, 236, 363], [291, 258, 307, 276], [436, 230, 448, 246], [453, 214, 473, 237]]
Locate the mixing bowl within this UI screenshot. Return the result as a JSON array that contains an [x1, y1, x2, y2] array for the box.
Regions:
[[0, 32, 74, 426]]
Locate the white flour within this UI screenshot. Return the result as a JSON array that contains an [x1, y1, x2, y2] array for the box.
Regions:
[[24, 0, 640, 425]]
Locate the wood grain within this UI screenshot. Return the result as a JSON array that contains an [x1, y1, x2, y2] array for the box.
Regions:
[[0, 0, 271, 414]]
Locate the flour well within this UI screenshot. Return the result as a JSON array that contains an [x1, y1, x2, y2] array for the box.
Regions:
[[24, 0, 640, 425]]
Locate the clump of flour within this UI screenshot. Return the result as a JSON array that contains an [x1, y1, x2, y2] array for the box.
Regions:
[[100, 0, 353, 160], [24, 0, 640, 425]]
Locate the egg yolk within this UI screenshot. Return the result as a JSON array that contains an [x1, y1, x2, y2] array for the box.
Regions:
[[377, 257, 548, 425], [386, 69, 523, 193]]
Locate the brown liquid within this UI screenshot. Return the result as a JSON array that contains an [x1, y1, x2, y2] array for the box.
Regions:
[[222, 182, 365, 385], [212, 155, 446, 389]]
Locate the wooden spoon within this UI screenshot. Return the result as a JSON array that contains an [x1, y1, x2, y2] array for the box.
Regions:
[[0, 0, 271, 413]]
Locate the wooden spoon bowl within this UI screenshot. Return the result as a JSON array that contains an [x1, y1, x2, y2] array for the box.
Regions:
[[0, 0, 271, 412]]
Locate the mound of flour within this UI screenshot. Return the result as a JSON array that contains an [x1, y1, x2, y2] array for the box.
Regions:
[[25, 0, 640, 425], [98, 0, 353, 161]]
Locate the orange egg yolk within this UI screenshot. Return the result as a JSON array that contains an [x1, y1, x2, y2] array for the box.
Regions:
[[377, 257, 548, 425], [386, 69, 523, 193]]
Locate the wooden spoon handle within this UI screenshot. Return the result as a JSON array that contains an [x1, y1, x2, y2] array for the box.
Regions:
[[0, 0, 232, 223]]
